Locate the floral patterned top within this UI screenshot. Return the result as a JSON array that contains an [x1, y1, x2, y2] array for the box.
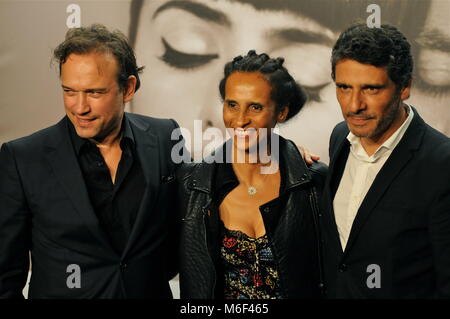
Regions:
[[220, 222, 283, 299]]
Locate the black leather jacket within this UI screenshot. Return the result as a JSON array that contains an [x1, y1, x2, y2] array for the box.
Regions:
[[177, 137, 327, 298]]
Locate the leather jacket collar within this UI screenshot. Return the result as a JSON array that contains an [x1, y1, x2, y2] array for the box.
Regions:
[[186, 135, 312, 194]]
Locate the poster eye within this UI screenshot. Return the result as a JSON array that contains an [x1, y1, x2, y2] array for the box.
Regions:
[[159, 38, 218, 70]]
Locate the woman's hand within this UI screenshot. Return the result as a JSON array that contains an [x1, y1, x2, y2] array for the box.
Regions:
[[298, 145, 320, 165]]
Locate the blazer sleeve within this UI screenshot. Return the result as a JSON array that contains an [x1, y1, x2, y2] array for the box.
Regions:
[[429, 143, 450, 298], [165, 119, 189, 280], [0, 143, 31, 298]]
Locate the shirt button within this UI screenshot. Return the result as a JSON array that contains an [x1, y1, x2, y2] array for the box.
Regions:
[[120, 263, 127, 271], [97, 161, 104, 167], [339, 263, 347, 272], [263, 207, 270, 213]]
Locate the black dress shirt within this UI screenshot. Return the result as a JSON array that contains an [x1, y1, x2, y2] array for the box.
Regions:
[[68, 117, 146, 255]]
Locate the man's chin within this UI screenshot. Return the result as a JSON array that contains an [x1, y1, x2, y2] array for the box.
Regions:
[[347, 123, 373, 138], [74, 127, 98, 140]]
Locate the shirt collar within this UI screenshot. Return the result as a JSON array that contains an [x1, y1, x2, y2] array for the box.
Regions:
[[68, 114, 135, 156], [346, 104, 414, 162], [120, 115, 135, 149]]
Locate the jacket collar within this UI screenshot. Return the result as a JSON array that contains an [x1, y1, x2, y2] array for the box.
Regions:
[[68, 114, 136, 156], [282, 135, 313, 190], [188, 135, 312, 194]]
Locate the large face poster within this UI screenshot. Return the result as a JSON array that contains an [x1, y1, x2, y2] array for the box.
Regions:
[[1, 0, 449, 163]]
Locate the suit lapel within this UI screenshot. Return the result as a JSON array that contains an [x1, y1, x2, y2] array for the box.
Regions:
[[325, 135, 350, 254], [122, 117, 160, 257], [343, 109, 425, 255], [45, 118, 112, 250]]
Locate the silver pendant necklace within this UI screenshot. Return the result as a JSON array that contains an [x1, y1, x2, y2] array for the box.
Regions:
[[245, 170, 272, 195], [247, 175, 268, 195], [233, 162, 276, 196], [247, 186, 257, 195]]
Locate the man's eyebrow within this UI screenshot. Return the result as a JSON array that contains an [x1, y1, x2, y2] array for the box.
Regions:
[[335, 83, 386, 89], [272, 28, 335, 46], [84, 88, 108, 93], [152, 0, 231, 27], [61, 85, 107, 92], [362, 84, 385, 89], [335, 82, 350, 87]]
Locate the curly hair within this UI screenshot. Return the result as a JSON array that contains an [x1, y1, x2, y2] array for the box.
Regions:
[[331, 23, 413, 90], [53, 24, 144, 92], [219, 50, 307, 122]]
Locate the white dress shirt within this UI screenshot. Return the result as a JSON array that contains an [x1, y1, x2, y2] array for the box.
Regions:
[[333, 104, 414, 250]]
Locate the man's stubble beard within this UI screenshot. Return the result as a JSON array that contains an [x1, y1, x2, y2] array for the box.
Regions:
[[358, 92, 403, 139]]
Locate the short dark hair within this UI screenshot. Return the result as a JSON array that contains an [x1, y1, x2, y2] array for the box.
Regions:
[[331, 24, 413, 90], [53, 24, 144, 92], [219, 50, 307, 122]]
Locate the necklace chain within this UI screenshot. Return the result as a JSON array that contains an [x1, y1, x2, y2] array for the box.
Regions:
[[246, 173, 270, 195], [233, 163, 276, 196]]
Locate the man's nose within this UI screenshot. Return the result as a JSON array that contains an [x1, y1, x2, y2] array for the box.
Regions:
[[348, 90, 366, 114], [236, 109, 250, 127], [74, 92, 90, 115]]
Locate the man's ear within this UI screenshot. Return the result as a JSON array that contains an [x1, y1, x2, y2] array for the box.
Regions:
[[123, 75, 137, 103], [277, 106, 289, 123], [400, 79, 412, 101]]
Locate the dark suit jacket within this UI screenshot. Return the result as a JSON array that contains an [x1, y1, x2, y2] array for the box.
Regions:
[[321, 107, 450, 298], [0, 113, 183, 298]]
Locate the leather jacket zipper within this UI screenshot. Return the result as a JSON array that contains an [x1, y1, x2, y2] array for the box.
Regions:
[[310, 187, 326, 296]]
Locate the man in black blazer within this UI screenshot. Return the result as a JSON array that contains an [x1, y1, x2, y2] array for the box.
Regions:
[[321, 24, 450, 298], [0, 24, 184, 298]]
